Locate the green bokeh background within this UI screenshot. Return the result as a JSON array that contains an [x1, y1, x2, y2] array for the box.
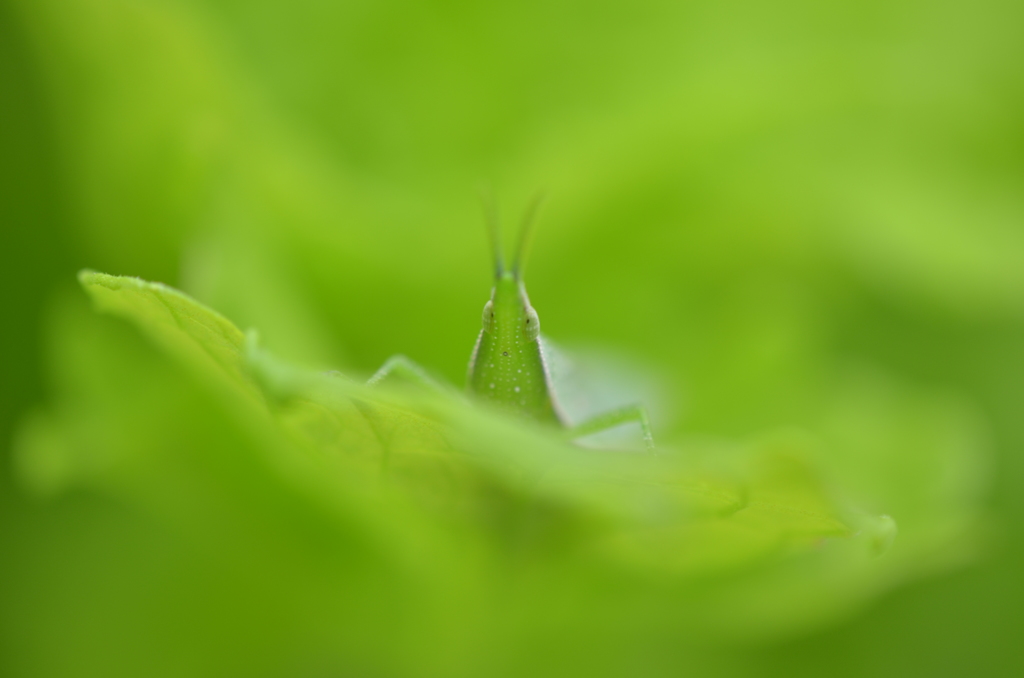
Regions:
[[2, 0, 1023, 676]]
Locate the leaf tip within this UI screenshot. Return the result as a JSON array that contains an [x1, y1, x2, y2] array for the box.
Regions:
[[77, 269, 122, 292]]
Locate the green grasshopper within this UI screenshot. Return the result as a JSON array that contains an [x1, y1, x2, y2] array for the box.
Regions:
[[368, 198, 654, 452]]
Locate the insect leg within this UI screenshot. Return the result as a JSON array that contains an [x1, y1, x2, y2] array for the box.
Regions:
[[367, 354, 445, 392], [565, 404, 655, 452]]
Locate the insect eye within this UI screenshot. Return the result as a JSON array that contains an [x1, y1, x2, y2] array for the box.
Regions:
[[524, 305, 540, 340], [482, 300, 494, 333]]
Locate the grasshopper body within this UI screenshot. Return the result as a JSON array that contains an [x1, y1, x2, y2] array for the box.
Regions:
[[467, 272, 560, 424], [371, 198, 654, 451]]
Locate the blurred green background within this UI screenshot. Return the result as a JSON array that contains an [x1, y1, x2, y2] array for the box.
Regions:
[[2, 0, 1023, 676]]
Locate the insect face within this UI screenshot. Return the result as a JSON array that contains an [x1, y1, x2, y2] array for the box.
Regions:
[[480, 298, 539, 340], [481, 276, 540, 343]]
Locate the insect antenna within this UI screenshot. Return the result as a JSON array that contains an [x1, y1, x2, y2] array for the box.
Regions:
[[479, 186, 504, 278], [511, 191, 546, 281]]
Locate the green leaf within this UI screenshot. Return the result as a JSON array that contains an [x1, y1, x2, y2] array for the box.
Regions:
[[78, 270, 255, 397], [7, 271, 986, 676]]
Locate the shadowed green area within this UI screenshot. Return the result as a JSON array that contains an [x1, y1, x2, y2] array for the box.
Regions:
[[1, 0, 1022, 676]]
